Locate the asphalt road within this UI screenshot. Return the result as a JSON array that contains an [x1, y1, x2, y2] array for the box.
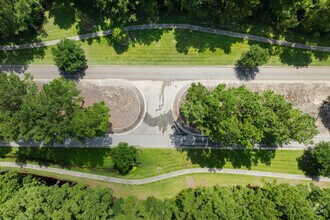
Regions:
[[1, 65, 330, 81], [0, 65, 329, 149]]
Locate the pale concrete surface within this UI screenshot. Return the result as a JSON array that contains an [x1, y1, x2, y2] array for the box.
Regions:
[[1, 24, 329, 51], [1, 162, 329, 184]]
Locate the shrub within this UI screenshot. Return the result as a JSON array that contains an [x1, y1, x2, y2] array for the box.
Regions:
[[111, 142, 138, 174], [112, 27, 129, 45], [236, 45, 269, 68], [51, 39, 87, 73]]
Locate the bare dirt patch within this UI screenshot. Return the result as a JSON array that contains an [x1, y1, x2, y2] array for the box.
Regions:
[[185, 176, 196, 188], [78, 82, 141, 133], [34, 80, 143, 134]]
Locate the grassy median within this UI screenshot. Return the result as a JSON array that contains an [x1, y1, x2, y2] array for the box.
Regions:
[[0, 147, 305, 179], [1, 29, 329, 66]]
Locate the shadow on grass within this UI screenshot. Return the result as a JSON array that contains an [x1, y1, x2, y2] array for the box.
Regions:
[[318, 97, 330, 131], [179, 148, 276, 169], [14, 147, 112, 170], [234, 67, 259, 81], [0, 147, 13, 158], [297, 147, 320, 179], [174, 29, 242, 54], [279, 48, 313, 67], [130, 29, 167, 46], [0, 47, 46, 73], [48, 0, 76, 30]]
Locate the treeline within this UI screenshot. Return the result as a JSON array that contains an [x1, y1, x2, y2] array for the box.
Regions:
[[1, 170, 329, 219], [0, 73, 110, 145], [1, 0, 329, 41], [0, 171, 113, 219], [79, 0, 330, 35]]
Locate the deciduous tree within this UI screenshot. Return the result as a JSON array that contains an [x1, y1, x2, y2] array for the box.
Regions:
[[111, 142, 138, 174], [51, 39, 87, 73]]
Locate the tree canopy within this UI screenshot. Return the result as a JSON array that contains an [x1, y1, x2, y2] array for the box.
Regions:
[[180, 83, 318, 148], [1, 171, 330, 220], [51, 39, 87, 73], [0, 171, 113, 219], [299, 141, 330, 177], [0, 0, 44, 40], [0, 73, 110, 145], [236, 45, 269, 68], [111, 142, 138, 174]]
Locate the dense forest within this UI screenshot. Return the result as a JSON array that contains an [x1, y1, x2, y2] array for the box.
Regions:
[[1, 0, 329, 41], [1, 170, 329, 219]]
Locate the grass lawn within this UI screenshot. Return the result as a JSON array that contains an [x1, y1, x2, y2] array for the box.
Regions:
[[0, 147, 306, 179], [1, 167, 328, 199], [0, 30, 329, 66], [1, 1, 329, 48]]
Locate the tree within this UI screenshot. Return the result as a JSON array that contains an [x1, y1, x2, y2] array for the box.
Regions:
[[0, 172, 113, 219], [94, 0, 138, 25], [112, 27, 129, 45], [0, 73, 36, 141], [301, 0, 330, 36], [178, 0, 261, 24], [71, 102, 110, 141], [236, 45, 269, 68], [0, 0, 44, 39], [51, 39, 87, 73], [180, 83, 318, 148], [311, 142, 330, 177], [0, 74, 110, 145], [111, 142, 138, 174], [19, 78, 82, 145]]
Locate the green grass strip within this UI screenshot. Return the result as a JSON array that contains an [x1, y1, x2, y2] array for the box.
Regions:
[[0, 147, 305, 179]]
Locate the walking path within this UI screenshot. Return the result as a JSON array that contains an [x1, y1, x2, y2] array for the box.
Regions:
[[1, 162, 329, 185], [0, 24, 329, 52]]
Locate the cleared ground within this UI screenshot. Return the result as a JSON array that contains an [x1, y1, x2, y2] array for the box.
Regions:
[[35, 80, 143, 133], [78, 80, 143, 133]]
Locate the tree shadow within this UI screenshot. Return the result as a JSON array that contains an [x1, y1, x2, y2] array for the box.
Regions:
[[297, 147, 319, 179], [48, 0, 76, 30], [0, 47, 46, 72], [59, 65, 87, 82], [279, 48, 313, 67], [234, 67, 259, 81], [174, 29, 242, 54], [318, 97, 330, 131], [144, 111, 173, 134], [103, 35, 129, 55], [0, 147, 13, 158], [130, 29, 167, 46], [312, 51, 329, 62], [14, 147, 112, 171], [178, 148, 276, 169]]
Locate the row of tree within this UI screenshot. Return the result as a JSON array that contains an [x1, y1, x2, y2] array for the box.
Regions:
[[0, 73, 110, 145], [81, 0, 329, 35], [1, 0, 328, 41], [180, 83, 318, 148], [1, 170, 329, 219]]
